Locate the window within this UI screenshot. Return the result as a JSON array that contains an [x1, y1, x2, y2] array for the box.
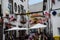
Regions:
[[20, 0, 23, 2], [20, 5, 24, 13], [43, 5, 46, 10], [8, 0, 13, 14], [23, 9, 26, 13], [8, 3, 12, 14], [19, 26, 22, 28], [14, 3, 17, 12], [18, 5, 20, 13], [43, 0, 47, 10], [0, 5, 2, 16]]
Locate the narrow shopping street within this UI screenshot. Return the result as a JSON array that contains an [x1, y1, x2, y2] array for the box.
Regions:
[[0, 0, 60, 40]]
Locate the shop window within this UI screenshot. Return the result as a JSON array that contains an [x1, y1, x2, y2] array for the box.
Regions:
[[14, 3, 17, 12], [18, 5, 20, 13]]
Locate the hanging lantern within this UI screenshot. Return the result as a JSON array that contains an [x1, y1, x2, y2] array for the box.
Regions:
[[52, 11, 57, 16]]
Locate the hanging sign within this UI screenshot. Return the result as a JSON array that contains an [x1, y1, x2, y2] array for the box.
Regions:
[[52, 11, 57, 16], [58, 13, 60, 17], [31, 13, 41, 17]]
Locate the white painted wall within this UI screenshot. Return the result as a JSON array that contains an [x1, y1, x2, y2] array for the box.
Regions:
[[51, 10, 60, 36], [52, 0, 60, 9], [2, 0, 28, 25], [43, 0, 60, 36], [50, 0, 60, 36], [2, 0, 29, 39], [2, 0, 9, 17]]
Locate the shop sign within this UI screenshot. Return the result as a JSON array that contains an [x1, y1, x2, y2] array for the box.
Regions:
[[31, 13, 41, 17]]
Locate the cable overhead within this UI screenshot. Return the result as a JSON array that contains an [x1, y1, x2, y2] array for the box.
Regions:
[[15, 11, 43, 15]]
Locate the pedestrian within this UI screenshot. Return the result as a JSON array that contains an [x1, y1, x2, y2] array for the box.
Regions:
[[34, 33, 39, 40], [40, 32, 44, 40], [28, 33, 35, 40], [43, 34, 48, 40], [25, 34, 29, 40]]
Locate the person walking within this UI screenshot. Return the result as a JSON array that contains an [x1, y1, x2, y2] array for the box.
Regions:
[[28, 34, 34, 40]]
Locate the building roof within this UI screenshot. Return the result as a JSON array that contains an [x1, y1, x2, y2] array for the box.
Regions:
[[29, 2, 43, 12]]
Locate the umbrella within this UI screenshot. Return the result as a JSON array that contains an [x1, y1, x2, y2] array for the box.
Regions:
[[5, 27, 28, 31], [29, 23, 47, 29]]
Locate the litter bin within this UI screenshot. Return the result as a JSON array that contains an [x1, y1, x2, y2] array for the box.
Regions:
[[53, 36, 60, 40]]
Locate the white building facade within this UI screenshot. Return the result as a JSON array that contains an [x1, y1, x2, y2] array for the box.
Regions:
[[44, 0, 60, 37], [51, 0, 60, 37], [2, 0, 29, 40]]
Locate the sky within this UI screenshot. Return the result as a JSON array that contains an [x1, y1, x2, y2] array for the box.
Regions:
[[29, 0, 43, 5]]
